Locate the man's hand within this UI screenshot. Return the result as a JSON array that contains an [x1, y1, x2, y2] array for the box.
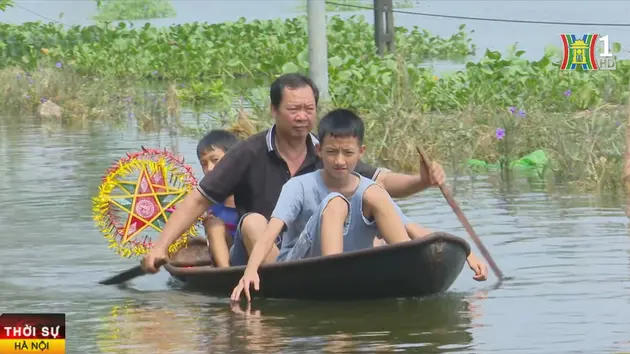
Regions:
[[466, 253, 488, 281], [420, 155, 446, 187], [141, 246, 169, 273], [230, 268, 260, 302]]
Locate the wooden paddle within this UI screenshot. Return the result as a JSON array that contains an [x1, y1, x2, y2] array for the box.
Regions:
[[416, 147, 505, 280], [98, 258, 167, 285]]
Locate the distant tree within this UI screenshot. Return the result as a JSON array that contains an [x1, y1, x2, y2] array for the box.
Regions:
[[93, 0, 176, 21]]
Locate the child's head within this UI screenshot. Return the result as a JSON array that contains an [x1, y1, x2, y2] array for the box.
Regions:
[[316, 108, 366, 179], [197, 130, 239, 174]]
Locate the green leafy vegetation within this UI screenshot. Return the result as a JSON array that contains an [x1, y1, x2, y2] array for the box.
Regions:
[[0, 14, 627, 190], [0, 0, 15, 12]]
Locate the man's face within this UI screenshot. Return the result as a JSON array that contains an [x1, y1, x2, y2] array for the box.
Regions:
[[199, 147, 226, 175], [316, 135, 365, 180], [271, 86, 317, 140]]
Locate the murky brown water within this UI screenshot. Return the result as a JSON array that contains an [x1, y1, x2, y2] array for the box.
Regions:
[[1, 115, 629, 353]]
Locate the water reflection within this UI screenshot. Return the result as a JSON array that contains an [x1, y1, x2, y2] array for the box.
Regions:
[[223, 293, 481, 353], [97, 299, 204, 354], [94, 293, 487, 353]]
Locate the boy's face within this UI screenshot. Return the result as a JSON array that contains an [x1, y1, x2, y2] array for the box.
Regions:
[[316, 135, 365, 179], [199, 147, 226, 175]]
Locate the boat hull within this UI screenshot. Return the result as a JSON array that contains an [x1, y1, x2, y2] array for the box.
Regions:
[[164, 231, 470, 300]]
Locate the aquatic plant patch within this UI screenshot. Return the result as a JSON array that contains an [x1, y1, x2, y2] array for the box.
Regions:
[[0, 15, 628, 190], [0, 15, 475, 84]]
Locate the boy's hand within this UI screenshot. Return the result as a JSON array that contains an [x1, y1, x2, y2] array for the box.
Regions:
[[466, 253, 488, 281], [419, 155, 446, 187], [201, 209, 214, 221], [230, 268, 260, 302]]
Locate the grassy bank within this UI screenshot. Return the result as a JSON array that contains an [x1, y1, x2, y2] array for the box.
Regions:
[[0, 15, 628, 190]]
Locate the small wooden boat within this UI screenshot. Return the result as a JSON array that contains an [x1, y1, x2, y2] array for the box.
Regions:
[[164, 231, 471, 300]]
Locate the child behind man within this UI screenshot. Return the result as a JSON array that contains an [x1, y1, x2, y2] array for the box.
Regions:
[[197, 130, 240, 268], [231, 108, 488, 301]]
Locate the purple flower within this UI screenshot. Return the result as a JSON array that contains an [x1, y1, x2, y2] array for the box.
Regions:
[[24, 94, 30, 99], [616, 121, 621, 127], [179, 83, 185, 88], [152, 70, 158, 76], [517, 109, 525, 117], [56, 62, 62, 68], [508, 106, 516, 114], [28, 77, 33, 84], [564, 89, 571, 97], [40, 97, 48, 103], [495, 128, 505, 140], [128, 112, 135, 118], [16, 74, 22, 80]]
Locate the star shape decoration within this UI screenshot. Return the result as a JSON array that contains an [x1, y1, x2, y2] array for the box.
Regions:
[[93, 147, 200, 258], [106, 165, 187, 245]]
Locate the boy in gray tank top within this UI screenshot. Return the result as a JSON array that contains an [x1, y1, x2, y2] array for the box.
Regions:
[[231, 109, 488, 302]]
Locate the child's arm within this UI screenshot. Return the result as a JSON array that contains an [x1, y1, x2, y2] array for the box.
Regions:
[[243, 179, 304, 273], [204, 217, 230, 267]]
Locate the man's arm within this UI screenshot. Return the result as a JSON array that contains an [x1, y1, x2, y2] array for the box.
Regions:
[[244, 179, 304, 272], [153, 189, 210, 251], [197, 142, 252, 204], [154, 143, 252, 252], [354, 161, 430, 199], [376, 171, 430, 198]]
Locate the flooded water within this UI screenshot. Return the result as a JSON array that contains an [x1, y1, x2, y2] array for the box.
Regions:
[[1, 115, 629, 353], [1, 1, 630, 352]]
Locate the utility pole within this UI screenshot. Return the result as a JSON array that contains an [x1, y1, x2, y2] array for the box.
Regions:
[[374, 0, 395, 56], [307, 0, 329, 100]]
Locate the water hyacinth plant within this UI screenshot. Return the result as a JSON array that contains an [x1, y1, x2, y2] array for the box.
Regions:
[[0, 15, 627, 190]]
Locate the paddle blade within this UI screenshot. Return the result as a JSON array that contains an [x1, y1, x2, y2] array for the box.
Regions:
[[98, 265, 145, 285], [98, 258, 167, 285]]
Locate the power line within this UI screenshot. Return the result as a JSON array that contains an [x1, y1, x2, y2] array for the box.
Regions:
[[13, 3, 72, 27], [325, 1, 630, 27], [10, 1, 630, 28]]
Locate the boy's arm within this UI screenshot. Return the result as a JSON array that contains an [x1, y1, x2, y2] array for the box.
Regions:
[[204, 217, 230, 268], [244, 218, 285, 272], [243, 179, 304, 273]]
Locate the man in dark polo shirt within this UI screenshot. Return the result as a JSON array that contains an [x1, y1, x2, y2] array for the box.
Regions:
[[142, 73, 445, 272]]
